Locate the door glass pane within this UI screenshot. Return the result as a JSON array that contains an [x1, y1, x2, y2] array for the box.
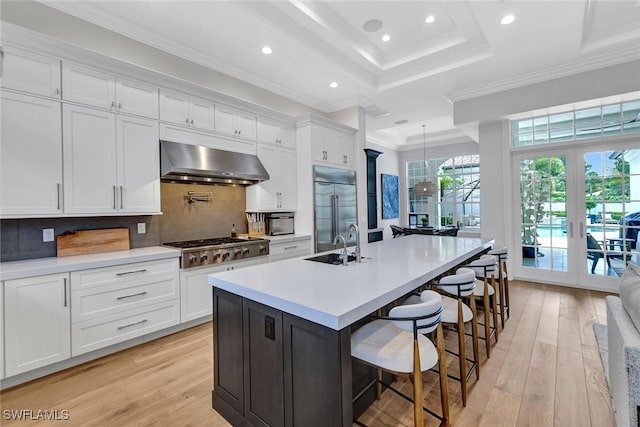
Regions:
[[584, 149, 640, 276], [519, 156, 567, 271]]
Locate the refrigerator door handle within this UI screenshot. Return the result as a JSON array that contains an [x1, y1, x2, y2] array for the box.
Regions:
[[330, 195, 336, 240], [334, 194, 340, 241]]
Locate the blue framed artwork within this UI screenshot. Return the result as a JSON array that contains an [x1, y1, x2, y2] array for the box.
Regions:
[[381, 174, 399, 219]]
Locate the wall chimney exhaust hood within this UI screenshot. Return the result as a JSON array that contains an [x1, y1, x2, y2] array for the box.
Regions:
[[160, 140, 270, 186]]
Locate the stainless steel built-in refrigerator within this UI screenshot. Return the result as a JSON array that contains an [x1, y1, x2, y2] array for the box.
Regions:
[[314, 165, 357, 253]]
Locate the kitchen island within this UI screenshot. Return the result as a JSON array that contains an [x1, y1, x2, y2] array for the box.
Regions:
[[208, 235, 493, 426]]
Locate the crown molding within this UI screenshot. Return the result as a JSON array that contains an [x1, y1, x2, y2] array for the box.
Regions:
[[445, 44, 640, 102], [295, 112, 357, 134], [37, 0, 335, 113], [0, 22, 302, 126]]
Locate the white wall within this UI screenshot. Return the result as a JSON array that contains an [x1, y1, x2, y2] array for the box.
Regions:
[[453, 60, 640, 126], [477, 121, 510, 247]]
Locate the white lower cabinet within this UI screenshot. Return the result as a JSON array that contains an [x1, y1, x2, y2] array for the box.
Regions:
[[71, 301, 180, 356], [4, 273, 71, 377], [180, 257, 267, 323], [0, 285, 4, 380], [70, 259, 180, 356], [267, 237, 312, 262]]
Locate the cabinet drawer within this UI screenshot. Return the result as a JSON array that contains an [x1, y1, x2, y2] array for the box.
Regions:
[[72, 277, 179, 322], [71, 300, 180, 356], [70, 259, 179, 290], [269, 239, 311, 256]]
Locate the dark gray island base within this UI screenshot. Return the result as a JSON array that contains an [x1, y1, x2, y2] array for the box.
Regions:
[[209, 236, 494, 425], [212, 288, 354, 426]]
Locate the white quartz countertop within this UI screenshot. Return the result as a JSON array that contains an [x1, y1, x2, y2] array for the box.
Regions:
[[0, 246, 181, 281], [209, 235, 493, 330]]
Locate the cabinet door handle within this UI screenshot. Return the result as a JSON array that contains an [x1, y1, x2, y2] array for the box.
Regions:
[[55, 88, 60, 95], [118, 102, 122, 110], [116, 291, 148, 300], [579, 222, 585, 239], [117, 319, 148, 330], [113, 185, 117, 209], [238, 130, 241, 135], [57, 183, 62, 210], [116, 269, 147, 276], [111, 101, 115, 109], [185, 118, 190, 124], [569, 221, 574, 238], [120, 185, 124, 209], [190, 119, 194, 125], [63, 277, 67, 307]]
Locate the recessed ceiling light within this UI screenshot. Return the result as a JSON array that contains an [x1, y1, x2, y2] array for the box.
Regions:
[[382, 34, 390, 42], [501, 14, 516, 25], [425, 15, 435, 24], [362, 18, 383, 32], [329, 82, 338, 88], [261, 46, 273, 55]]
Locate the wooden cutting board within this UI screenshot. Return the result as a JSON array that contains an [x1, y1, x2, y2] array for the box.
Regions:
[[57, 228, 130, 257]]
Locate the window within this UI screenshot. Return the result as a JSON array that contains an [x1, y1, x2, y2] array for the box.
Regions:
[[407, 154, 480, 231], [511, 100, 640, 147]]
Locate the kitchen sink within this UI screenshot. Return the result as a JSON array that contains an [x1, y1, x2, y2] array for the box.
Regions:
[[305, 253, 356, 265]]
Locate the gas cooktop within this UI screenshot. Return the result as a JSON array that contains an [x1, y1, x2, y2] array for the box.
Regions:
[[163, 237, 264, 249], [163, 237, 269, 269]]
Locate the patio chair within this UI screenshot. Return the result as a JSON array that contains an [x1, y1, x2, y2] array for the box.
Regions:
[[587, 233, 624, 274], [390, 225, 405, 238]]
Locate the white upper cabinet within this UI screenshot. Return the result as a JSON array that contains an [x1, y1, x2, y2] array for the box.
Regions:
[[257, 117, 296, 149], [115, 77, 159, 119], [312, 126, 354, 168], [159, 89, 214, 131], [0, 92, 63, 217], [62, 62, 158, 119], [246, 143, 297, 212], [63, 104, 160, 215], [116, 115, 161, 213], [4, 273, 71, 377], [1, 46, 61, 98], [214, 105, 257, 140]]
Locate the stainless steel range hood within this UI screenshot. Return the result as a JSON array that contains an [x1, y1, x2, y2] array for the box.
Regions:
[[160, 140, 269, 186]]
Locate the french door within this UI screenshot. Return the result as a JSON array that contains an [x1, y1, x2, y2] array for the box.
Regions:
[[512, 138, 639, 292]]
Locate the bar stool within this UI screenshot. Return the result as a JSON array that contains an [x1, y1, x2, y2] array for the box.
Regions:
[[351, 291, 450, 427], [487, 247, 510, 328], [465, 254, 499, 358], [431, 267, 479, 407]]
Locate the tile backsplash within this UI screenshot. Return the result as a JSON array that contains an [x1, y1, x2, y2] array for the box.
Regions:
[[0, 216, 159, 262], [0, 182, 247, 262], [156, 182, 247, 243]]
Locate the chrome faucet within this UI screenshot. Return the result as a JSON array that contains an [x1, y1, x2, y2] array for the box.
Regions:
[[347, 223, 361, 262], [333, 234, 348, 266]]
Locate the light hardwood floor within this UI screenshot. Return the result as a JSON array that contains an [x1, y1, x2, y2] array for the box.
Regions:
[[1, 280, 614, 426]]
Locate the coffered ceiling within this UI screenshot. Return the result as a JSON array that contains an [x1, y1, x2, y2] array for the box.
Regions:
[[31, 1, 640, 148]]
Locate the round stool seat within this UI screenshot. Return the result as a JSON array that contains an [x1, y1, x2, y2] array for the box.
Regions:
[[351, 319, 438, 373], [473, 280, 495, 296], [488, 247, 508, 256], [440, 294, 473, 323]]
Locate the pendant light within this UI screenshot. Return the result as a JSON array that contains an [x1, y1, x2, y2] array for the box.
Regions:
[[413, 124, 437, 197]]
